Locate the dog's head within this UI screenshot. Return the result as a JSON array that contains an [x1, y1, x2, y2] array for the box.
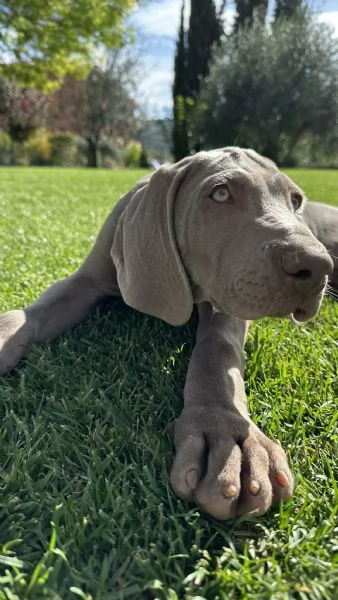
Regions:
[[111, 148, 333, 325]]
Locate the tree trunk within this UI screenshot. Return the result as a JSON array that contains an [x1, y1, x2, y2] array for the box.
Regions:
[[87, 138, 99, 168]]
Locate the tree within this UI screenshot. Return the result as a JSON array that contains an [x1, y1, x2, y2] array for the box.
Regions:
[[0, 0, 135, 91], [186, 0, 224, 101], [274, 0, 302, 21], [0, 76, 48, 162], [48, 49, 141, 167], [195, 10, 338, 164], [172, 0, 224, 160], [234, 0, 268, 31], [85, 60, 139, 167], [172, 2, 189, 161]]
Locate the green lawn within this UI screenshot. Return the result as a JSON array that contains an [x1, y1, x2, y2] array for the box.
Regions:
[[0, 167, 337, 600]]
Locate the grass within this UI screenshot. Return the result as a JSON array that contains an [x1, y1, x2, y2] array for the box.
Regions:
[[0, 167, 337, 600]]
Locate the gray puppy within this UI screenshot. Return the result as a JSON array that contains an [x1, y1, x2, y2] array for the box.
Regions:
[[1, 148, 337, 519]]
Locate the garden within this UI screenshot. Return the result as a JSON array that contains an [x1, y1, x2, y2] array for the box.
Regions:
[[0, 167, 337, 599]]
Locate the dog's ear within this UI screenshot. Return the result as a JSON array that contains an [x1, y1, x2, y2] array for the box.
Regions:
[[111, 161, 194, 325]]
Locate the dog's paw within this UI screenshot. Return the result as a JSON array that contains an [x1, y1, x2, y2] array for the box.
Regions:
[[170, 408, 293, 520], [0, 310, 32, 375]]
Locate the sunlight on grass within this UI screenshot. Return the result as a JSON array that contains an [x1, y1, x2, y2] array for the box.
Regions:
[[0, 167, 337, 599]]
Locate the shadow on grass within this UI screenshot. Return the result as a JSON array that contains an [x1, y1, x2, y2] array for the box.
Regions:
[[0, 300, 280, 599]]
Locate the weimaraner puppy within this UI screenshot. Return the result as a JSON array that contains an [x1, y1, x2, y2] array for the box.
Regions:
[[1, 147, 337, 520]]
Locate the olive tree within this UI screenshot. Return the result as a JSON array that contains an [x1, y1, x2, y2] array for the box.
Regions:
[[196, 9, 338, 164]]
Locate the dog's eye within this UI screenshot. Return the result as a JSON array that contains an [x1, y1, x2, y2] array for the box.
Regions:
[[211, 186, 232, 203], [291, 192, 303, 212]]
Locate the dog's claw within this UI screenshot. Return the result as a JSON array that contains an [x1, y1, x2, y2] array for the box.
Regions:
[[222, 483, 238, 498], [185, 469, 198, 490], [249, 480, 260, 495], [276, 471, 289, 488]]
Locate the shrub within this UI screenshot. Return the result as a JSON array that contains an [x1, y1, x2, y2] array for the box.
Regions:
[[0, 76, 48, 144], [139, 146, 150, 168], [0, 131, 11, 164], [49, 133, 78, 166], [77, 136, 89, 167], [25, 128, 51, 165], [123, 140, 142, 167], [196, 9, 338, 164], [100, 138, 123, 168]]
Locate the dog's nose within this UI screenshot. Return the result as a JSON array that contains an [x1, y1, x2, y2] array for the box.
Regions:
[[281, 247, 333, 292]]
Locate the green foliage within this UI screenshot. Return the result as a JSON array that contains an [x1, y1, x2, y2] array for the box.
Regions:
[[0, 131, 11, 164], [0, 128, 147, 168], [138, 118, 173, 163], [0, 129, 77, 167], [186, 0, 223, 100], [196, 9, 338, 164], [283, 132, 338, 168], [47, 49, 141, 168], [123, 140, 142, 166], [0, 167, 337, 598], [172, 3, 189, 161], [0, 130, 10, 149], [0, 0, 135, 91], [172, 96, 189, 162], [172, 0, 224, 160], [99, 137, 123, 168], [139, 146, 150, 168], [84, 52, 140, 167], [274, 0, 303, 20], [234, 0, 269, 31], [0, 77, 48, 145], [25, 128, 51, 166], [50, 133, 78, 167]]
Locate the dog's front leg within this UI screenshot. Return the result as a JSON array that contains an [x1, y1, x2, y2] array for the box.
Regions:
[[170, 302, 293, 520], [0, 223, 119, 375]]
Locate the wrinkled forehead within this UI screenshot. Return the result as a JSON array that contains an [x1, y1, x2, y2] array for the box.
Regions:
[[189, 147, 299, 195], [202, 146, 278, 173]]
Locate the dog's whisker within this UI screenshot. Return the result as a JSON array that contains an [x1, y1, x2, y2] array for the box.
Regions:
[[325, 289, 338, 301], [326, 282, 338, 293]]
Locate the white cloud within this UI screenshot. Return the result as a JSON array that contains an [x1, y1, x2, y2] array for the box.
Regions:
[[130, 0, 181, 114], [137, 50, 174, 115], [317, 11, 338, 36], [131, 0, 235, 40], [131, 0, 183, 39]]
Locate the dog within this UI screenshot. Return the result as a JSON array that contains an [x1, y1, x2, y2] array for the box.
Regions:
[[1, 147, 337, 519]]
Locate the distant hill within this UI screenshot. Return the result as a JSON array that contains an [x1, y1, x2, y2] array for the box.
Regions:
[[138, 119, 172, 162]]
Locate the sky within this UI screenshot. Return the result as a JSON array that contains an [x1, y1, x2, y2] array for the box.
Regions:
[[129, 0, 338, 118]]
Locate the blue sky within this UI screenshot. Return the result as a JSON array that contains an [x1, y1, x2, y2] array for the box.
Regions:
[[129, 0, 338, 117]]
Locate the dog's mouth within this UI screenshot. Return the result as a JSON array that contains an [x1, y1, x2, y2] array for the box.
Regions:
[[245, 288, 325, 322], [289, 280, 336, 324], [218, 274, 334, 322]]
